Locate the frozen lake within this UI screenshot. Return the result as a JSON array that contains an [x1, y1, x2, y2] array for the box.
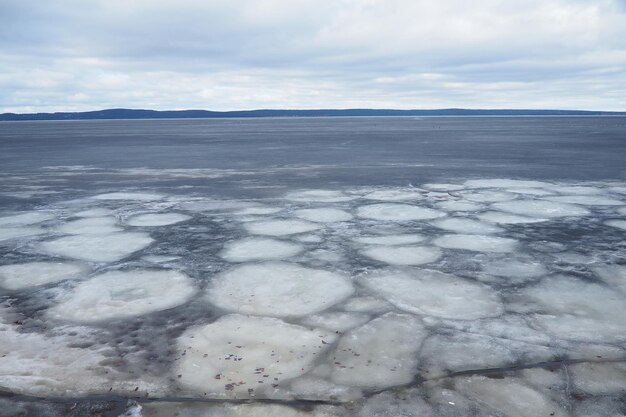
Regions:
[[0, 117, 625, 416]]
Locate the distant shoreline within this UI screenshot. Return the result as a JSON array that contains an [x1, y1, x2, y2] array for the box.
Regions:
[[1, 108, 625, 121]]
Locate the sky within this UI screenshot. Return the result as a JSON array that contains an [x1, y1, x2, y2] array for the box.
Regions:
[[1, 0, 626, 112]]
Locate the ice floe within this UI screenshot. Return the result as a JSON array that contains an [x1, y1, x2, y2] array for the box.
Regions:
[[244, 220, 321, 236], [361, 245, 441, 266], [285, 190, 355, 203], [40, 232, 153, 262], [593, 264, 626, 294], [47, 269, 196, 322], [0, 226, 44, 241], [0, 262, 86, 290], [0, 211, 54, 227], [205, 262, 354, 317], [175, 314, 337, 398], [605, 219, 626, 230], [330, 313, 426, 389], [300, 312, 370, 332], [464, 179, 553, 189], [569, 362, 626, 394], [435, 200, 482, 212], [352, 234, 425, 246], [493, 199, 590, 218], [293, 208, 353, 222], [356, 203, 445, 221], [220, 238, 303, 262], [481, 259, 547, 284], [433, 234, 517, 252], [361, 269, 503, 319], [56, 217, 122, 235], [431, 217, 503, 234], [477, 210, 547, 224], [460, 190, 517, 202], [544, 195, 624, 206], [362, 189, 422, 201], [92, 192, 163, 201], [126, 213, 191, 226], [341, 296, 391, 314], [422, 183, 465, 191], [73, 207, 114, 217], [234, 206, 283, 215]]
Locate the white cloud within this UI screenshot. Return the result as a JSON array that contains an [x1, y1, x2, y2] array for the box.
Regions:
[[0, 0, 625, 112]]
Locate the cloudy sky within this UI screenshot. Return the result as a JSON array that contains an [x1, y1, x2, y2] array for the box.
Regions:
[[1, 0, 626, 112]]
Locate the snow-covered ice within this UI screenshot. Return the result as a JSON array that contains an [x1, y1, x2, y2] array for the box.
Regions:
[[361, 269, 503, 319], [361, 245, 441, 265], [205, 262, 354, 317], [293, 208, 353, 222], [244, 219, 321, 236], [433, 234, 517, 252], [220, 237, 303, 262], [126, 213, 191, 226], [40, 232, 153, 262], [0, 262, 86, 290], [47, 269, 196, 322], [356, 203, 445, 221], [175, 314, 337, 398]]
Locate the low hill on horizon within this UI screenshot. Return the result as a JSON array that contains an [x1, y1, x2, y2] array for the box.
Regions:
[[1, 108, 625, 121]]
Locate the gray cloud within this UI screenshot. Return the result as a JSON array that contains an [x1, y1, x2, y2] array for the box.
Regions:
[[1, 0, 625, 112]]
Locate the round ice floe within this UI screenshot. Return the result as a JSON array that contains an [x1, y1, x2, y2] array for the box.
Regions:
[[180, 199, 258, 212], [431, 218, 503, 234], [175, 314, 337, 398], [41, 232, 153, 262], [520, 275, 626, 342], [492, 200, 589, 218], [220, 238, 303, 262], [356, 203, 445, 221], [47, 269, 195, 322], [126, 213, 191, 227], [330, 313, 427, 389], [544, 195, 623, 206], [57, 217, 122, 235], [74, 208, 114, 217], [436, 200, 482, 212], [549, 185, 604, 195], [353, 234, 425, 246], [464, 179, 553, 189], [342, 296, 391, 313], [507, 188, 554, 196], [244, 220, 321, 236], [455, 375, 568, 417], [361, 269, 503, 320], [0, 211, 55, 227], [423, 183, 465, 191], [205, 262, 354, 317], [362, 189, 422, 201], [0, 227, 44, 241], [460, 191, 516, 203], [285, 190, 355, 203], [605, 219, 626, 231], [300, 312, 371, 332], [433, 234, 517, 253], [0, 262, 86, 290], [92, 192, 163, 201], [481, 259, 547, 284], [293, 208, 353, 223], [477, 211, 546, 224], [361, 246, 441, 266], [235, 206, 283, 216]]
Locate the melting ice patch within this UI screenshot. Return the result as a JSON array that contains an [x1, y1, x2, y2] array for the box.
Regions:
[[352, 234, 425, 246], [284, 190, 355, 203], [361, 269, 503, 319], [175, 314, 337, 398], [361, 245, 441, 266], [0, 262, 86, 290], [244, 220, 321, 236], [56, 217, 122, 235], [293, 208, 353, 223], [205, 262, 354, 317], [0, 227, 44, 241], [330, 313, 426, 389], [493, 199, 590, 218], [356, 203, 445, 221], [0, 212, 54, 227], [433, 234, 517, 252], [126, 213, 191, 226], [220, 238, 303, 262], [47, 269, 196, 322], [74, 207, 114, 217], [40, 232, 153, 262], [431, 217, 503, 234]]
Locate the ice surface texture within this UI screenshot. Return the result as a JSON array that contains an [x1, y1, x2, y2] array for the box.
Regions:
[[0, 178, 625, 415]]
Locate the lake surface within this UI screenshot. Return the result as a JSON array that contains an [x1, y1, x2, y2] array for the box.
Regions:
[[0, 117, 625, 416]]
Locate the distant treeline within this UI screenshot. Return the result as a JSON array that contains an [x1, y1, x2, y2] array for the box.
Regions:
[[1, 108, 625, 121]]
